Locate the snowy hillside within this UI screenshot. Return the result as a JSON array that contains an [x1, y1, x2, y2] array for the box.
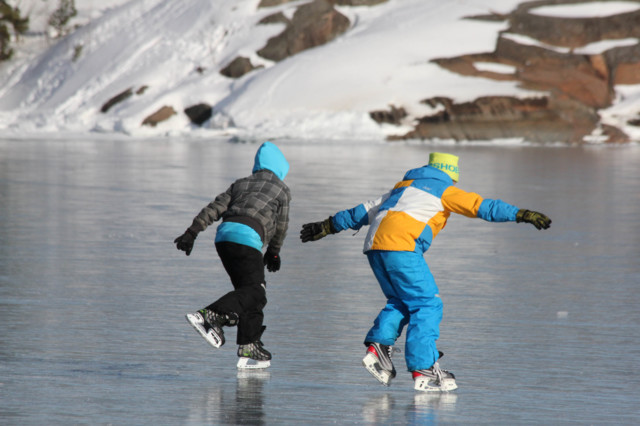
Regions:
[[1, 0, 639, 142]]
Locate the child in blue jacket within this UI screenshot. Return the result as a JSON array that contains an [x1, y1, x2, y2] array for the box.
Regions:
[[300, 152, 551, 391]]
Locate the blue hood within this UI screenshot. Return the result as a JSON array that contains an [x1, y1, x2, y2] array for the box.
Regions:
[[252, 142, 289, 180], [403, 165, 453, 184]]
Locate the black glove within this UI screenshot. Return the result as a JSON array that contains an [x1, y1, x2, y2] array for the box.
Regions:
[[516, 209, 552, 230], [174, 229, 198, 256], [300, 216, 336, 242], [264, 247, 281, 272]]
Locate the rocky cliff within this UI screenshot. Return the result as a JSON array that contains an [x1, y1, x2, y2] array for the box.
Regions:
[[383, 0, 640, 143], [93, 0, 639, 143], [250, 0, 640, 143]]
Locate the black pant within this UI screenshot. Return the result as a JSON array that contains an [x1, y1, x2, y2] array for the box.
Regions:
[[206, 242, 267, 345]]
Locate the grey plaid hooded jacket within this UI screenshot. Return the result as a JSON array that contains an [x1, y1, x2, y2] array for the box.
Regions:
[[188, 142, 290, 254]]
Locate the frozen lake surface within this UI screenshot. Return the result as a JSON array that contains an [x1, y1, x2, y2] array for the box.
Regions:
[[1, 138, 639, 425]]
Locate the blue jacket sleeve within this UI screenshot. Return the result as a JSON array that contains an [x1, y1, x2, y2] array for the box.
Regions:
[[477, 199, 519, 222], [333, 204, 370, 232], [331, 192, 391, 232]]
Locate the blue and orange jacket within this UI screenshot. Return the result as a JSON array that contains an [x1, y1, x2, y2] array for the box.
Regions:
[[332, 165, 519, 254]]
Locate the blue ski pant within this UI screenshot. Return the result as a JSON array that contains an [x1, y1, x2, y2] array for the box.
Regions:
[[364, 250, 442, 371]]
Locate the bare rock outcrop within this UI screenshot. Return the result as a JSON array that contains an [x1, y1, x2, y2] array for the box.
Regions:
[[142, 106, 176, 127], [334, 0, 388, 5], [220, 56, 263, 79], [184, 103, 213, 126], [258, 0, 297, 7], [257, 0, 350, 62], [389, 96, 601, 144], [369, 105, 407, 125], [508, 0, 640, 48], [101, 86, 148, 113], [259, 0, 388, 7], [101, 88, 133, 113]]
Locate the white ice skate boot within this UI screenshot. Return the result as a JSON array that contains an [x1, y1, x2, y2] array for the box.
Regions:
[[412, 362, 457, 392], [362, 342, 397, 386], [237, 341, 271, 369]]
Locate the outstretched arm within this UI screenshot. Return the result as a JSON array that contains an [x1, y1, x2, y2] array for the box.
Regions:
[[441, 186, 551, 229], [174, 186, 232, 256], [300, 192, 390, 243]]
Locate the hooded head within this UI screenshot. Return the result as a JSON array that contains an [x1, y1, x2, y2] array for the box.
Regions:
[[428, 152, 459, 182], [252, 141, 289, 181]]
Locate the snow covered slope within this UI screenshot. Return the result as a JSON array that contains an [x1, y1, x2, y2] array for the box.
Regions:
[[0, 0, 638, 141]]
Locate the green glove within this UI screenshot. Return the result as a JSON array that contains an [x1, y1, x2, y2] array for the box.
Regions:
[[516, 209, 552, 230], [300, 216, 336, 242], [174, 229, 198, 255]]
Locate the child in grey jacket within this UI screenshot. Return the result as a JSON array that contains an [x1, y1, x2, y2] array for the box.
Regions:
[[174, 142, 290, 369]]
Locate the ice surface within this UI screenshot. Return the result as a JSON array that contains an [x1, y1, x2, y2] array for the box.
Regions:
[[1, 138, 639, 424]]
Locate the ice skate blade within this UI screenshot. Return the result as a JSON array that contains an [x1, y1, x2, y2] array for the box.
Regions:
[[237, 357, 271, 370], [413, 376, 457, 392], [362, 352, 393, 386], [185, 313, 223, 349]]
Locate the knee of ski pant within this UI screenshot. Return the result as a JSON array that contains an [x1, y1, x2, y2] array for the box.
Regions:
[[365, 304, 409, 346], [229, 284, 267, 314], [247, 283, 267, 310], [405, 295, 443, 319]]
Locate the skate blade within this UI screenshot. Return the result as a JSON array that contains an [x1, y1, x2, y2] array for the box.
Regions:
[[362, 353, 392, 386], [237, 357, 271, 370], [185, 314, 223, 349], [414, 376, 458, 392]]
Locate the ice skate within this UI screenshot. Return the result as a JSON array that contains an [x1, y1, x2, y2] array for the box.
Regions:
[[362, 342, 397, 386], [237, 341, 271, 369], [412, 362, 457, 392], [185, 309, 230, 349]]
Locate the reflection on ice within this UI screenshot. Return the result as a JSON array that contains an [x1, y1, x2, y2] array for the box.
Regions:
[[413, 392, 458, 411], [362, 393, 394, 423], [232, 370, 270, 426]]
